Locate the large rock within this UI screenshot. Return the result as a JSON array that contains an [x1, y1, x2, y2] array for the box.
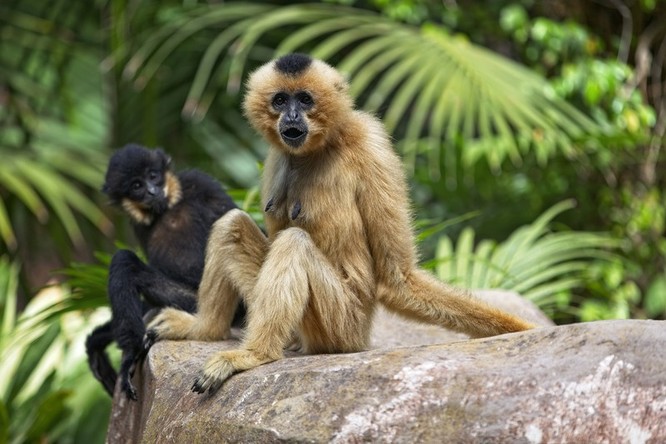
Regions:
[[107, 295, 665, 443]]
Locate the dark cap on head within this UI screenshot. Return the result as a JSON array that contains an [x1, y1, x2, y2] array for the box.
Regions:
[[274, 53, 312, 76]]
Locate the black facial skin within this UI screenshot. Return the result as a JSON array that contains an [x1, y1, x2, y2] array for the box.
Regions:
[[272, 91, 314, 148], [129, 169, 168, 214], [103, 144, 171, 215]]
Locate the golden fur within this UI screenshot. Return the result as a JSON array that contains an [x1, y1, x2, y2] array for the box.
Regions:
[[147, 56, 535, 392]]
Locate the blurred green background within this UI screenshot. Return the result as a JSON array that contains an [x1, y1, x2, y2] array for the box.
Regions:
[[1, 0, 664, 442]]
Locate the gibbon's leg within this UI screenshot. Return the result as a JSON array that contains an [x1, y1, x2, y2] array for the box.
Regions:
[[379, 268, 536, 338], [146, 209, 267, 344], [85, 321, 117, 396], [107, 250, 151, 399], [191, 227, 369, 394]]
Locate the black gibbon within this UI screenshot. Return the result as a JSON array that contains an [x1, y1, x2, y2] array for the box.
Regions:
[[85, 144, 241, 400], [145, 54, 535, 394]]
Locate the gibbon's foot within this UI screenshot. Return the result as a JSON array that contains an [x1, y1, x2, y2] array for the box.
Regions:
[[143, 307, 197, 349], [191, 349, 275, 395], [286, 336, 304, 352], [191, 360, 233, 394], [121, 376, 138, 401], [143, 329, 158, 351]]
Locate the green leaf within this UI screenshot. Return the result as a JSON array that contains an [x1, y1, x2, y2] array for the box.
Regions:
[[644, 275, 666, 317], [123, 3, 607, 175], [0, 400, 8, 444], [434, 201, 614, 311]]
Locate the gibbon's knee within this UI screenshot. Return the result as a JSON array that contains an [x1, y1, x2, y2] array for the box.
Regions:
[[266, 227, 313, 267], [109, 249, 143, 272], [210, 208, 254, 244], [199, 208, 266, 304], [86, 322, 114, 354], [254, 227, 312, 288]]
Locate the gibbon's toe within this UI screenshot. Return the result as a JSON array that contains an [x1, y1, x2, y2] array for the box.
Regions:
[[143, 329, 158, 350], [192, 357, 235, 394], [121, 377, 138, 401]]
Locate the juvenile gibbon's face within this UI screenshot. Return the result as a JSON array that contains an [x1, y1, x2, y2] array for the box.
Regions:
[[243, 53, 354, 155], [103, 144, 181, 224]]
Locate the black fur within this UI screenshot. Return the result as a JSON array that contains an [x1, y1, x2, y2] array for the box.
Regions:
[[86, 144, 243, 400], [274, 53, 312, 76]]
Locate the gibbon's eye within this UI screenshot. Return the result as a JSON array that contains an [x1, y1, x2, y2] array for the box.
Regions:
[[297, 92, 313, 106], [272, 93, 288, 109], [131, 180, 143, 191], [148, 170, 159, 181]]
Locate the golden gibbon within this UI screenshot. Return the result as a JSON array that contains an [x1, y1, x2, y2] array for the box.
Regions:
[[145, 53, 535, 394]]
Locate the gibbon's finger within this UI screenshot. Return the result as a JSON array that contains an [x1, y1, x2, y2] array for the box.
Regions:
[[143, 329, 158, 350]]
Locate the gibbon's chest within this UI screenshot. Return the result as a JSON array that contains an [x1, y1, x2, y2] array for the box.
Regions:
[[263, 155, 361, 248], [140, 203, 204, 265]]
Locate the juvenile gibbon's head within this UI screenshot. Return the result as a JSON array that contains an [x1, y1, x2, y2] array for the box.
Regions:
[[243, 53, 354, 155], [102, 144, 182, 225]]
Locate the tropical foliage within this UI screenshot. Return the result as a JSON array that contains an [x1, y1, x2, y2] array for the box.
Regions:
[[1, 0, 665, 442], [0, 257, 112, 443], [431, 201, 615, 320]]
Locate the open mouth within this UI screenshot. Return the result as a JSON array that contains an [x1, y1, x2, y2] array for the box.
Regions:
[[282, 128, 305, 139], [280, 127, 307, 147]]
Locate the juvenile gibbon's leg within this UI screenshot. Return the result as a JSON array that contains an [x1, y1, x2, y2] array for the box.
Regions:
[[107, 251, 149, 400], [378, 268, 535, 338], [107, 249, 202, 399], [85, 321, 117, 396], [191, 226, 370, 394], [147, 209, 267, 344]]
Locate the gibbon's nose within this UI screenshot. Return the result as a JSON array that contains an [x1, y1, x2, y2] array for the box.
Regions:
[[146, 183, 158, 196], [287, 107, 300, 123]]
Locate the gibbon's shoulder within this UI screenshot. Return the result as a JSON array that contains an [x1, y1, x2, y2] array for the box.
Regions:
[[177, 169, 227, 200], [350, 110, 401, 163], [335, 110, 406, 197]]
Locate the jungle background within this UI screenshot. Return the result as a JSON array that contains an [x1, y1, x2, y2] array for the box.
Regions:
[[1, 0, 664, 442]]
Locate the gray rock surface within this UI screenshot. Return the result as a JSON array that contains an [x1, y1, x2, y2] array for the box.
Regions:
[[106, 294, 665, 444]]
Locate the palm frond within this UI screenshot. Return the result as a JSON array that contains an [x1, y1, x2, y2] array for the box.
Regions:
[[122, 3, 607, 179], [0, 1, 111, 251], [433, 201, 616, 313], [0, 255, 111, 443]]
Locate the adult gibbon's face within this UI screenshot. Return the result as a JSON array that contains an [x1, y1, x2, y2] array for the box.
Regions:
[[271, 91, 314, 148], [243, 53, 354, 155]]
